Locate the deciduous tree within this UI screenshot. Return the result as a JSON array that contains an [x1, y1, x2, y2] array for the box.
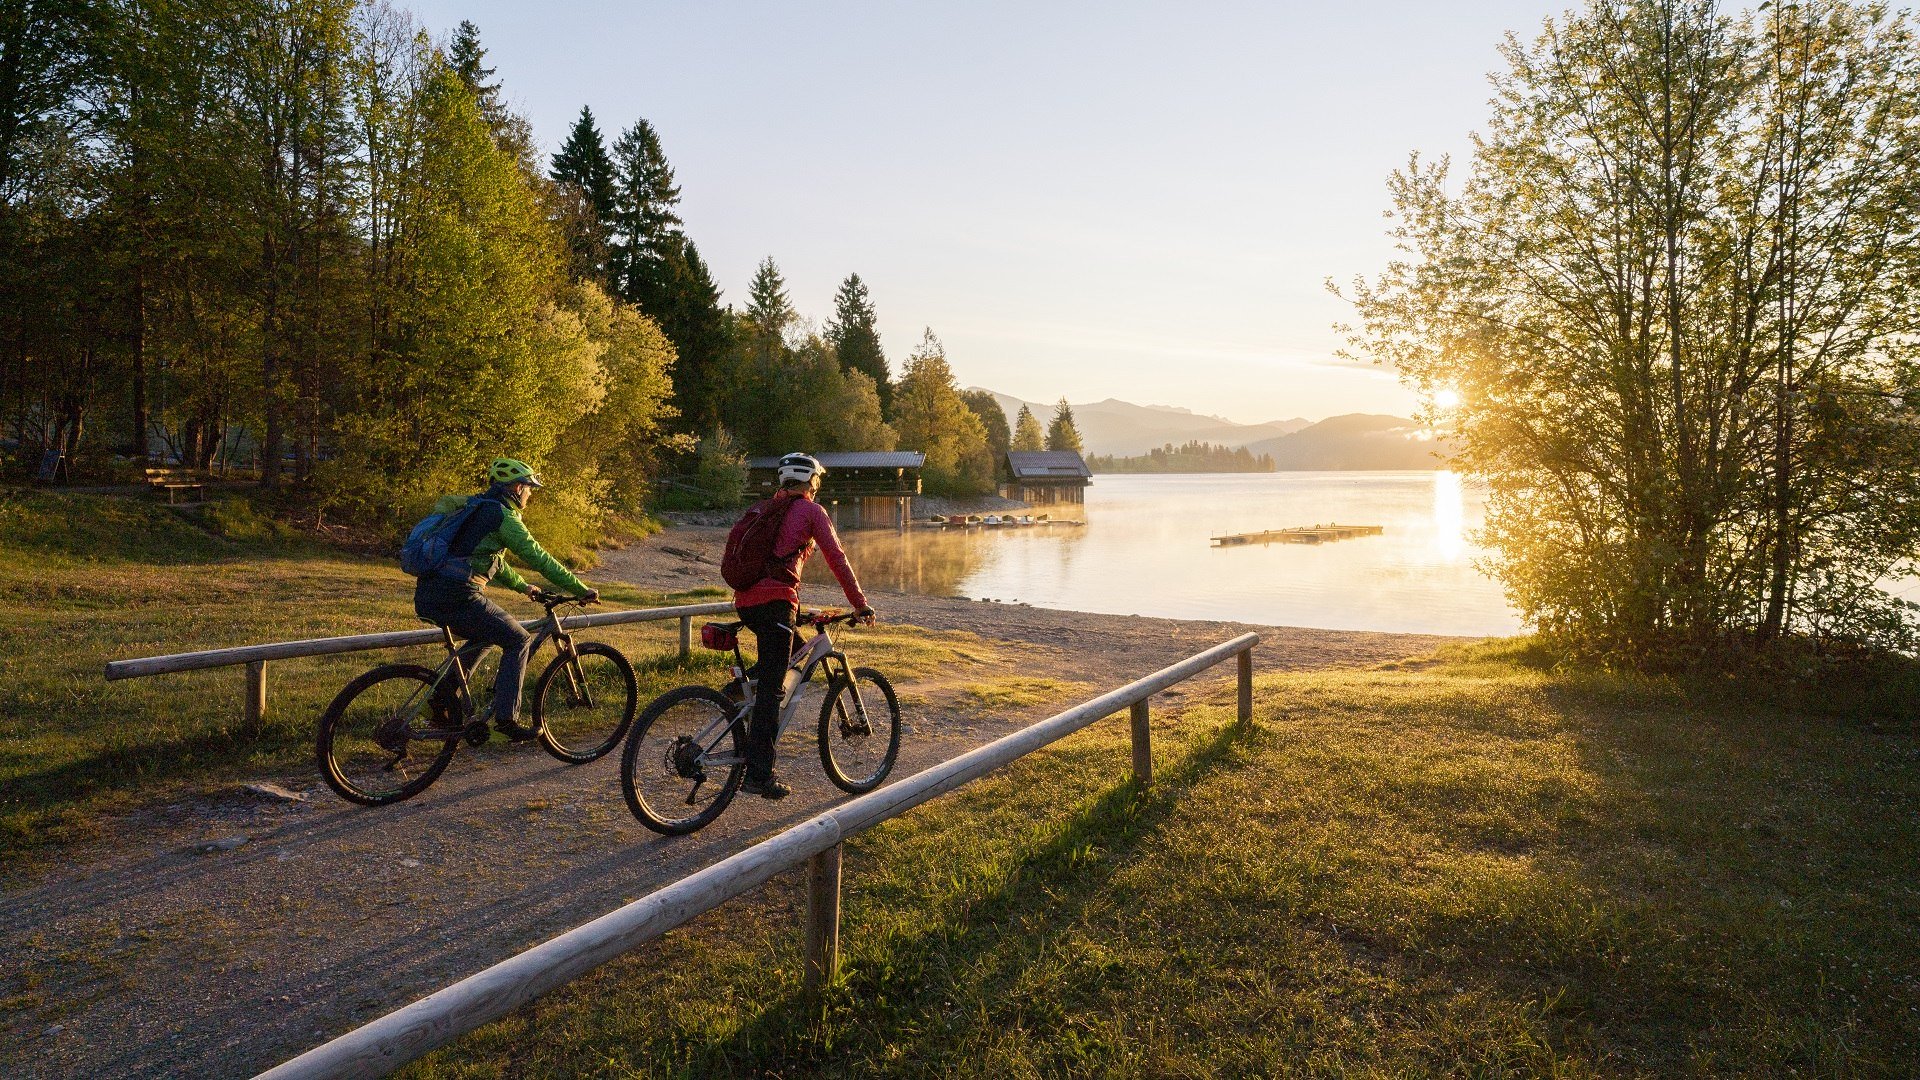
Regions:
[[1342, 0, 1920, 657]]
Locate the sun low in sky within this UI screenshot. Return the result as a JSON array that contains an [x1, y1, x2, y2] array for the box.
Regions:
[[406, 0, 1563, 423]]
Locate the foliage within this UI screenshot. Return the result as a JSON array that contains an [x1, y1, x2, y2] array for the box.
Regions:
[[691, 427, 748, 509], [548, 106, 617, 284], [320, 45, 587, 520], [959, 389, 1010, 474], [1010, 404, 1045, 451], [1044, 396, 1084, 454], [1341, 0, 1920, 659], [893, 329, 992, 495], [607, 116, 683, 314], [0, 8, 685, 546], [825, 273, 891, 414], [1089, 441, 1275, 473], [541, 279, 683, 524]]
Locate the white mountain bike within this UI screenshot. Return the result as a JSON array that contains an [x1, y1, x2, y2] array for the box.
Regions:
[[619, 609, 900, 835]]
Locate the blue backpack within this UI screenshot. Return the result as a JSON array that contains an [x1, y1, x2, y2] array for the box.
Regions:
[[400, 496, 488, 579]]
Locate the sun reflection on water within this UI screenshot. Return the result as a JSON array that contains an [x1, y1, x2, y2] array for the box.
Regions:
[[1432, 469, 1466, 562]]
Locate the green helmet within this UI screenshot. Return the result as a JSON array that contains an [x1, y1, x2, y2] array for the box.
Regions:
[[488, 457, 543, 488]]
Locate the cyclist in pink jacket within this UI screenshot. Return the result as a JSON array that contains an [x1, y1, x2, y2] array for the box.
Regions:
[[733, 453, 874, 798]]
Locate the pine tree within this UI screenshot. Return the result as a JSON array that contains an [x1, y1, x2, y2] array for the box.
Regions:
[[824, 273, 890, 413], [1011, 404, 1045, 451], [744, 256, 795, 347], [609, 117, 682, 312], [1045, 397, 1083, 454], [654, 235, 731, 431], [447, 21, 499, 105], [446, 20, 537, 172], [549, 106, 617, 283]]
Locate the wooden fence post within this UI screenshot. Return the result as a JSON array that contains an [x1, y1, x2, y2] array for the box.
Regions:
[[804, 844, 842, 998], [245, 660, 268, 733], [1237, 649, 1253, 727], [1130, 699, 1151, 786], [679, 615, 691, 661]]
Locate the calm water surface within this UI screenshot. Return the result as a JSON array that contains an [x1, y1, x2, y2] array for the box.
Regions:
[[809, 471, 1521, 636]]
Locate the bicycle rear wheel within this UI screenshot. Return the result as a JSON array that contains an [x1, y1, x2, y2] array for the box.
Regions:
[[533, 641, 638, 763], [818, 666, 900, 794], [316, 664, 458, 806], [621, 685, 743, 835]]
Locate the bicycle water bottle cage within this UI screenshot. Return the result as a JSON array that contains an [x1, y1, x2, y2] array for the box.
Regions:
[[700, 623, 739, 651]]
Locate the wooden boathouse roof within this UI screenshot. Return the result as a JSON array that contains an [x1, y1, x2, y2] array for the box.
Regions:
[[1006, 450, 1092, 480]]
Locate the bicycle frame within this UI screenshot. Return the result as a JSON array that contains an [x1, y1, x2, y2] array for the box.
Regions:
[[691, 618, 866, 762], [403, 603, 586, 735]]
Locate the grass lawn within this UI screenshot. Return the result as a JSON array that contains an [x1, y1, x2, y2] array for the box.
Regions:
[[404, 642, 1920, 1078]]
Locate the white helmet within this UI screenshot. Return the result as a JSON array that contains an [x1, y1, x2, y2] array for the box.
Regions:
[[776, 452, 824, 485]]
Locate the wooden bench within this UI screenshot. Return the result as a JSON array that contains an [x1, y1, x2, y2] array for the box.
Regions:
[[145, 467, 207, 504]]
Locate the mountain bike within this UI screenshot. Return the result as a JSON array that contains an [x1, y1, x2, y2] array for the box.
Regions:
[[316, 591, 639, 806], [620, 609, 900, 835]]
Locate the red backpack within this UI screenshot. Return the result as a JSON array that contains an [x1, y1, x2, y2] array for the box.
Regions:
[[721, 495, 805, 591]]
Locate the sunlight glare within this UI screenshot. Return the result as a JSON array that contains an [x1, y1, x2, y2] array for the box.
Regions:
[[1432, 469, 1466, 562], [1433, 387, 1462, 410]]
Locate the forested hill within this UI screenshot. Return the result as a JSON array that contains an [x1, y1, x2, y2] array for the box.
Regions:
[[1244, 414, 1453, 470], [978, 390, 1309, 457], [1088, 442, 1275, 473]]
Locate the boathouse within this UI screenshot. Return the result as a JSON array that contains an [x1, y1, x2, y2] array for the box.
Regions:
[[1003, 450, 1092, 506], [745, 451, 925, 530]]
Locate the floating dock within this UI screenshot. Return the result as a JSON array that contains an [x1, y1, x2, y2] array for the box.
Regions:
[[1211, 523, 1384, 546]]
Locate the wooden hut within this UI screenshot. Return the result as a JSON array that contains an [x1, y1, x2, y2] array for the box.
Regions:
[[745, 451, 925, 530], [1003, 450, 1092, 505]]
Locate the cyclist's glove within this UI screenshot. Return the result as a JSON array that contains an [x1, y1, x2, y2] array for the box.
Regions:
[[855, 606, 876, 625], [581, 588, 600, 604]]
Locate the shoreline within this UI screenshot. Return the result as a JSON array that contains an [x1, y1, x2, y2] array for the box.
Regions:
[[596, 523, 1477, 670]]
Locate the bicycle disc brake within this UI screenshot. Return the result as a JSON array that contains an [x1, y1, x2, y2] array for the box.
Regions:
[[373, 715, 408, 754], [666, 735, 706, 781]]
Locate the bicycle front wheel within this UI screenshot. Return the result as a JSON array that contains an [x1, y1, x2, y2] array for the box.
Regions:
[[818, 666, 900, 794], [621, 685, 744, 835], [533, 641, 638, 763], [316, 664, 458, 806]]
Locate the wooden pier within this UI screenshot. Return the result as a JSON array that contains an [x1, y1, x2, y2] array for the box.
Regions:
[[1211, 523, 1384, 546]]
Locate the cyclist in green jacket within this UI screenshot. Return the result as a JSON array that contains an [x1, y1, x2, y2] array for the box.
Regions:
[[416, 458, 598, 740]]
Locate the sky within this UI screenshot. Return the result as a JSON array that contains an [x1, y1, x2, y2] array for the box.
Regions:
[[401, 1, 1565, 424]]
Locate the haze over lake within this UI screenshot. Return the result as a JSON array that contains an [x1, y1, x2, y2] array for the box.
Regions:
[[811, 472, 1521, 637]]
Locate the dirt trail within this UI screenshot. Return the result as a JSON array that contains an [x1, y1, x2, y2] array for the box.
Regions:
[[0, 528, 1460, 1079]]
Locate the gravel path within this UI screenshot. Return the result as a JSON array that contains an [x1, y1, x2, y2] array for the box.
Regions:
[[0, 527, 1461, 1079]]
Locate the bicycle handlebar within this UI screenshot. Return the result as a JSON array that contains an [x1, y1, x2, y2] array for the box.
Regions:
[[801, 609, 870, 629], [530, 590, 597, 610]]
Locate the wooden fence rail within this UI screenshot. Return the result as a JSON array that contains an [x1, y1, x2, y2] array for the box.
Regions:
[[103, 601, 737, 729], [253, 631, 1260, 1080]]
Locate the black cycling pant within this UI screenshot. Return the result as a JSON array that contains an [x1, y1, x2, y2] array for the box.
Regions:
[[737, 600, 799, 780]]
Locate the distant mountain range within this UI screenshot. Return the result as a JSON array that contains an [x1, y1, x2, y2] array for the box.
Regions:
[[976, 390, 1452, 470]]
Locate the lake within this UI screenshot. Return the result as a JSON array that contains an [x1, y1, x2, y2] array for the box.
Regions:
[[807, 471, 1522, 637]]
